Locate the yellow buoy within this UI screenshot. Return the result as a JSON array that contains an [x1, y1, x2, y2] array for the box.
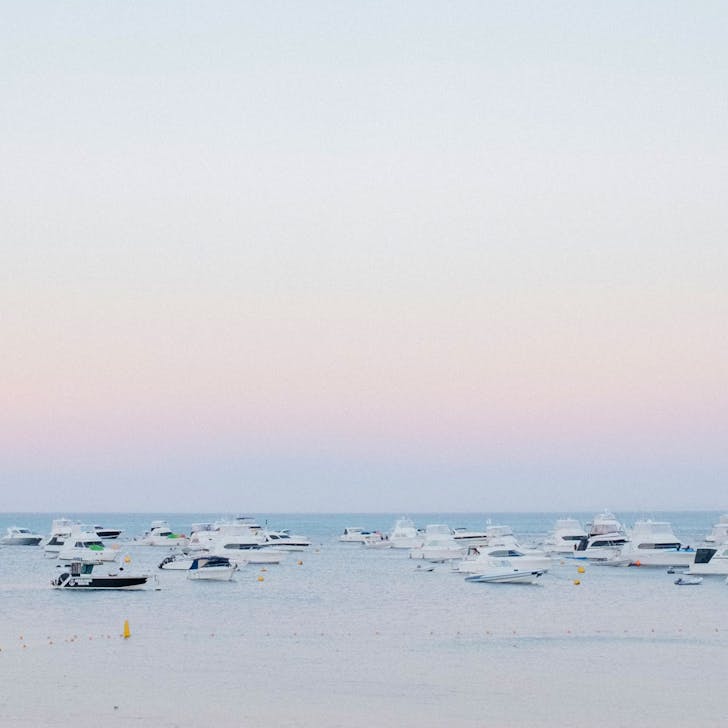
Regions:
[[257, 575, 264, 582], [577, 565, 585, 574], [123, 620, 131, 639], [573, 579, 581, 585], [124, 555, 131, 564]]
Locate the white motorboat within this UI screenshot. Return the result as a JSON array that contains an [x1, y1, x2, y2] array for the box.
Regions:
[[465, 568, 545, 585], [410, 524, 465, 562], [218, 546, 285, 564], [1, 526, 43, 546], [455, 543, 551, 574], [543, 518, 588, 555], [388, 518, 423, 549], [58, 526, 119, 562], [186, 556, 237, 581], [339, 527, 371, 543], [213, 535, 286, 564], [685, 546, 728, 576], [139, 521, 189, 548], [159, 553, 207, 570], [43, 518, 78, 556], [569, 511, 628, 560], [52, 559, 151, 590], [363, 532, 391, 549], [615, 520, 694, 567], [705, 514, 728, 544], [262, 530, 311, 550], [187, 518, 265, 552], [94, 525, 122, 539]]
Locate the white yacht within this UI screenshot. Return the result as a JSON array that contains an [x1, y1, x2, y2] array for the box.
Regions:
[[543, 518, 588, 555], [613, 520, 694, 567], [186, 556, 237, 581], [685, 545, 728, 576], [93, 525, 122, 539], [388, 518, 423, 549], [705, 514, 728, 544], [339, 527, 371, 543], [362, 532, 391, 549], [139, 521, 189, 548], [455, 542, 551, 574], [1, 526, 43, 546], [569, 511, 628, 560], [262, 529, 311, 550], [212, 534, 286, 564], [58, 526, 119, 562], [43, 518, 78, 556], [409, 524, 465, 562]]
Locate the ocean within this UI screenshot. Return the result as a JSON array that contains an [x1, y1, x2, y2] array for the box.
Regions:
[[0, 512, 726, 727]]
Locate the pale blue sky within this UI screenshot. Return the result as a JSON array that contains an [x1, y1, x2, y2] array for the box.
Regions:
[[1, 2, 726, 511]]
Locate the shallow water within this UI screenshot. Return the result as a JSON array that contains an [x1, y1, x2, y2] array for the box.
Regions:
[[1, 512, 726, 727]]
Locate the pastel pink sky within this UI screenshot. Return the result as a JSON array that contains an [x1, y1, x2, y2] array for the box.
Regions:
[[1, 2, 726, 510]]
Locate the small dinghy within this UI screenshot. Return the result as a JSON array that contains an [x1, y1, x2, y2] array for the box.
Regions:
[[674, 576, 703, 586], [465, 568, 545, 585]]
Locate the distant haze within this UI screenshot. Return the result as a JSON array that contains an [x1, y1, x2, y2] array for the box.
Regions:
[[1, 2, 726, 512]]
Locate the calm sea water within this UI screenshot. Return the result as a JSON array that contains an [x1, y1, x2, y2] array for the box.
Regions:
[[1, 512, 726, 727]]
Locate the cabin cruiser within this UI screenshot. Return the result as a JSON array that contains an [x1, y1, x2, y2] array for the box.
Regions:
[[611, 520, 694, 567], [455, 542, 551, 574], [1, 526, 43, 546], [58, 527, 119, 562], [139, 521, 189, 548], [185, 519, 284, 564], [543, 518, 588, 555], [465, 568, 545, 585], [388, 518, 423, 549], [186, 556, 237, 581], [705, 515, 728, 544], [51, 559, 151, 590], [262, 530, 311, 550], [212, 534, 286, 564], [159, 553, 212, 570], [187, 517, 264, 551], [43, 518, 78, 556], [409, 524, 465, 562], [339, 527, 371, 543], [215, 545, 285, 564], [685, 545, 728, 576], [363, 532, 391, 548], [568, 511, 628, 560], [93, 525, 122, 539]]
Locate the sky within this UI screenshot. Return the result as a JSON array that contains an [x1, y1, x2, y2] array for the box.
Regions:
[[1, 1, 726, 512]]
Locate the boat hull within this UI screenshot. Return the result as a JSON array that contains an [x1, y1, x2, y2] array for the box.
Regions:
[[187, 567, 236, 581], [52, 576, 149, 590]]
